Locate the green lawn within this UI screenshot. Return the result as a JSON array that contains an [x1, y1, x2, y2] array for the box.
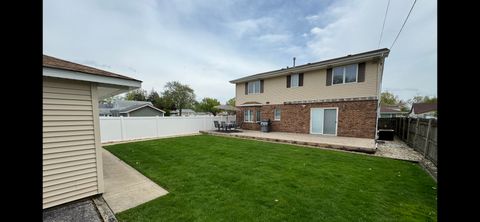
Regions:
[[105, 135, 437, 222]]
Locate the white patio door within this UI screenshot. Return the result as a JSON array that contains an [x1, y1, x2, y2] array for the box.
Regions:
[[310, 108, 337, 135]]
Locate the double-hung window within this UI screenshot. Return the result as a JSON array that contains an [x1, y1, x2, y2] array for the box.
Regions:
[[274, 109, 281, 121], [290, 74, 299, 87], [248, 80, 261, 94], [244, 110, 253, 122], [332, 64, 358, 85], [256, 110, 261, 122]]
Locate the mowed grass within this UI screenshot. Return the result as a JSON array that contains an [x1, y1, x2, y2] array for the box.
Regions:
[[105, 135, 437, 222]]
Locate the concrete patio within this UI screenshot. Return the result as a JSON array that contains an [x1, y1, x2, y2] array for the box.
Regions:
[[200, 130, 376, 153], [102, 149, 168, 213]]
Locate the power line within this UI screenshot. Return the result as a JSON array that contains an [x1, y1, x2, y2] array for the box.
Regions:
[[378, 0, 391, 48], [390, 0, 418, 50]]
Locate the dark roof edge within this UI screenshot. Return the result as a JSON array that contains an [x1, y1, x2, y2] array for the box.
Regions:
[[230, 48, 389, 84]]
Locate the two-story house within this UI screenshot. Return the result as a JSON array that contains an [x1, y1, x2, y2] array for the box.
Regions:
[[230, 48, 390, 139]]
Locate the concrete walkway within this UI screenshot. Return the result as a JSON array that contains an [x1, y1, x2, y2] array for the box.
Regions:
[[201, 130, 376, 153], [102, 149, 168, 213]]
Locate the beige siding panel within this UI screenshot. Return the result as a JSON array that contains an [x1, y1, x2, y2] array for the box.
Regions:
[[43, 87, 91, 96], [43, 125, 94, 132], [43, 177, 98, 193], [236, 61, 380, 105], [43, 104, 93, 111], [43, 190, 98, 209], [43, 144, 95, 155], [43, 130, 94, 138], [43, 186, 98, 208], [43, 149, 96, 160], [43, 158, 97, 171], [43, 77, 101, 209], [43, 172, 97, 187], [43, 167, 97, 182], [43, 92, 92, 101], [43, 98, 93, 106], [43, 140, 94, 149], [43, 110, 93, 116], [43, 153, 97, 166], [43, 77, 91, 90], [43, 162, 97, 176], [43, 135, 95, 143], [43, 120, 94, 127], [44, 115, 94, 121]]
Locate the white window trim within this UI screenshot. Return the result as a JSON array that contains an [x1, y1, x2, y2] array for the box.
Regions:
[[309, 107, 338, 136], [290, 73, 299, 88], [247, 80, 261, 94], [332, 64, 358, 85], [244, 110, 254, 122], [274, 109, 281, 121]]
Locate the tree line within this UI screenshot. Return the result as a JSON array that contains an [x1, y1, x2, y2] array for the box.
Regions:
[[102, 81, 235, 116], [380, 91, 437, 112]]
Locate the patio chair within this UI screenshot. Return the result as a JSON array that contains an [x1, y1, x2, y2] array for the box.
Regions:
[[213, 121, 223, 131], [220, 121, 227, 131]]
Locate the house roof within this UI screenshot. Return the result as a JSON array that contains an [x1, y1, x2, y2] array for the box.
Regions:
[[410, 103, 437, 114], [229, 48, 390, 84], [43, 55, 141, 82], [118, 103, 165, 113], [380, 105, 407, 113]]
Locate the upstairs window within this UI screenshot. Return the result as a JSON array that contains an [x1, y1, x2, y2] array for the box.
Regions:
[[248, 80, 261, 94], [291, 74, 299, 87], [332, 64, 358, 85]]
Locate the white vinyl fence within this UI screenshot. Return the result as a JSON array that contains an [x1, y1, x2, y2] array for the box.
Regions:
[[99, 115, 236, 143]]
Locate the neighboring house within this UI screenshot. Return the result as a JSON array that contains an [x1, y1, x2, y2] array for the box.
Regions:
[[170, 109, 197, 116], [409, 103, 437, 119], [43, 55, 141, 209], [230, 48, 390, 139], [380, 104, 408, 118], [99, 100, 165, 117]]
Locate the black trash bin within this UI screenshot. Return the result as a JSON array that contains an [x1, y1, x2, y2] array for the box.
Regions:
[[378, 129, 394, 140], [260, 119, 271, 132]]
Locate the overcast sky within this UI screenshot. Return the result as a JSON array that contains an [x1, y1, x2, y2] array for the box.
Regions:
[[43, 0, 436, 104]]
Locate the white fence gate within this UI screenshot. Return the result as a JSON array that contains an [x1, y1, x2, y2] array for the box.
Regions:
[[99, 115, 236, 143]]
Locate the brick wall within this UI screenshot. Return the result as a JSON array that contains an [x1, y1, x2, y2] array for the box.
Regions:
[[236, 100, 378, 138]]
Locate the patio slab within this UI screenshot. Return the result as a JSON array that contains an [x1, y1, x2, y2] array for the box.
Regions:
[[102, 149, 168, 213], [200, 130, 376, 154]]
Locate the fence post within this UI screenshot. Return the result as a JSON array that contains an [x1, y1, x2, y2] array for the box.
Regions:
[[402, 118, 406, 140], [406, 118, 410, 142], [120, 116, 125, 141], [156, 116, 159, 137], [423, 119, 432, 158], [413, 118, 420, 149]]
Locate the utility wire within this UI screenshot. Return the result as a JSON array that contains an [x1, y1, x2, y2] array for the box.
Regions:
[[378, 0, 391, 48], [390, 0, 418, 50]]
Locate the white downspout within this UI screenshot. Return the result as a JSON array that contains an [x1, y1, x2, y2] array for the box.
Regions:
[[375, 55, 386, 143]]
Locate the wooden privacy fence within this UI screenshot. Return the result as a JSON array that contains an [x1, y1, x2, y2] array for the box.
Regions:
[[378, 117, 437, 166]]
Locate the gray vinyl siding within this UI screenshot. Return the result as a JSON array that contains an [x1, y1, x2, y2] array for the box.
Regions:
[[43, 77, 103, 209], [128, 106, 165, 117]]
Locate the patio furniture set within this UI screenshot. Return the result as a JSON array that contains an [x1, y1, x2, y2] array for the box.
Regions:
[[213, 120, 239, 132]]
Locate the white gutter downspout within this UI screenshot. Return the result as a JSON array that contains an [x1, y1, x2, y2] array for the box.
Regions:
[[375, 55, 386, 144]]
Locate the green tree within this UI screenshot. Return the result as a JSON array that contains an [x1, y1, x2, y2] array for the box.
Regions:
[[162, 81, 196, 116], [227, 98, 235, 107], [125, 89, 147, 101], [380, 91, 399, 105], [197, 97, 221, 116]]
